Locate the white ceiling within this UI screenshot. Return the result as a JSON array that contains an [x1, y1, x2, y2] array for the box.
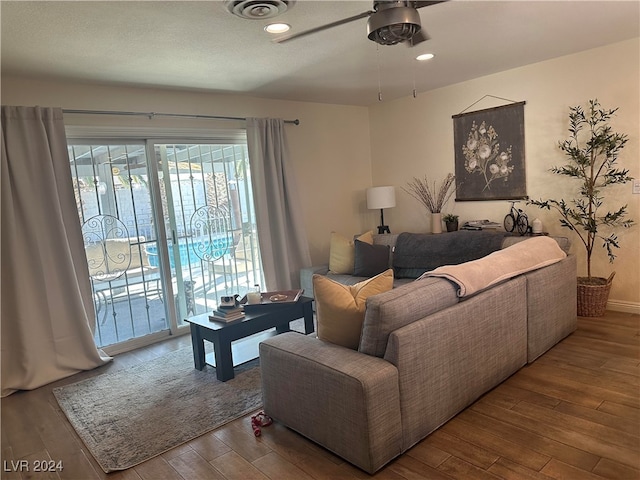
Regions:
[[1, 1, 639, 106]]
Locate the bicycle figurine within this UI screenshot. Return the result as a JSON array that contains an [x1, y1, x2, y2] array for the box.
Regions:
[[503, 201, 530, 235]]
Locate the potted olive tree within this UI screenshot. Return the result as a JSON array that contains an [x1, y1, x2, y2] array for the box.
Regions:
[[529, 99, 634, 316]]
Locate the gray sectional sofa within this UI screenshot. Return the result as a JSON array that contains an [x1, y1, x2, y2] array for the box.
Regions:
[[300, 230, 571, 299], [260, 231, 577, 473]]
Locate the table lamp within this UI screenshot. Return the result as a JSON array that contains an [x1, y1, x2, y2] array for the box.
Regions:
[[366, 186, 396, 234]]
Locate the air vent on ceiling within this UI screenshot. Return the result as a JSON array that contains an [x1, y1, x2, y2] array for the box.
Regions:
[[225, 0, 296, 20]]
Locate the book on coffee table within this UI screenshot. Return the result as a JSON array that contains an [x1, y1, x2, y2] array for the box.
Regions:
[[209, 306, 245, 323]]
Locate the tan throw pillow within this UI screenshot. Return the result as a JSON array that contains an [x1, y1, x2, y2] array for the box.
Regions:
[[314, 269, 394, 349], [358, 230, 374, 245], [328, 231, 374, 274]]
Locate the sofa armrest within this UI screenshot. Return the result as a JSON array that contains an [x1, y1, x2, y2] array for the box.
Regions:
[[300, 264, 329, 299], [259, 333, 402, 474], [524, 254, 577, 362]]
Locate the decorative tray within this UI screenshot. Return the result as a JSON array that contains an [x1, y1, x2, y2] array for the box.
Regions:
[[241, 289, 303, 309]]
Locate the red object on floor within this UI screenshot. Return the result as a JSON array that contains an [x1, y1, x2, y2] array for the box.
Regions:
[[250, 411, 273, 437]]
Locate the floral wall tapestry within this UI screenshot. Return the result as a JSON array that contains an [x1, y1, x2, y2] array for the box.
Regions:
[[452, 101, 526, 201]]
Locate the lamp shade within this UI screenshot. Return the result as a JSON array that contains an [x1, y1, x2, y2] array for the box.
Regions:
[[366, 186, 396, 210]]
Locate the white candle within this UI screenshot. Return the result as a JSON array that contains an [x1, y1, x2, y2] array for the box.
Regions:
[[247, 291, 261, 304]]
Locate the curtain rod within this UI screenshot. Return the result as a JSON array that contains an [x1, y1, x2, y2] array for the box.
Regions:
[[62, 109, 300, 125]]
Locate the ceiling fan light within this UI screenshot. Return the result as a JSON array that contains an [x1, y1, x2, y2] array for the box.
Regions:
[[367, 6, 421, 45], [371, 24, 420, 45]]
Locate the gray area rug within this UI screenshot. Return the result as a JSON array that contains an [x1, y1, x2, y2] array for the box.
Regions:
[[53, 348, 262, 472]]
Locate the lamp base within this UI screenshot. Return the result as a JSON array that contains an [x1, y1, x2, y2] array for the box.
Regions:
[[377, 208, 391, 234]]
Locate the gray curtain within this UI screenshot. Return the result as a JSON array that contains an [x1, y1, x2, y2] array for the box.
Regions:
[[1, 106, 111, 397], [246, 118, 311, 290]]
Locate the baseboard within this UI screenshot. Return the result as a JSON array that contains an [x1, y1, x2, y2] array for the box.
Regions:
[[606, 299, 640, 315], [101, 329, 188, 356]]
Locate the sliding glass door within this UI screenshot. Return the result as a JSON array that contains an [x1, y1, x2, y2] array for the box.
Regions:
[[152, 142, 264, 327], [68, 137, 263, 352], [70, 142, 167, 350]]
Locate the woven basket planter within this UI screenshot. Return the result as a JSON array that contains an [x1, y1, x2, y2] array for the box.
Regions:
[[577, 272, 615, 317]]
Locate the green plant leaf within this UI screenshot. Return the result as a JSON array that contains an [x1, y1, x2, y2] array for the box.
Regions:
[[529, 99, 634, 279]]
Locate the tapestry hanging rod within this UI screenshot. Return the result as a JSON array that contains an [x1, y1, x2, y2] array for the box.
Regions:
[[62, 109, 300, 125]]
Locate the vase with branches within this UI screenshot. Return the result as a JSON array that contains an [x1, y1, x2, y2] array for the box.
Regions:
[[528, 99, 634, 316], [404, 173, 456, 233]]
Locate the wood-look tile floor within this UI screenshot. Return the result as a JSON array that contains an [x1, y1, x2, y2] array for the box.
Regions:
[[2, 311, 638, 479]]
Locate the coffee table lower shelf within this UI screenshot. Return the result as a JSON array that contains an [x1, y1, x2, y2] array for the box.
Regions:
[[203, 329, 276, 369]]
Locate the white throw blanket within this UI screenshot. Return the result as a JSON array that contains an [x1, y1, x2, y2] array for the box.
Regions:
[[419, 236, 567, 297]]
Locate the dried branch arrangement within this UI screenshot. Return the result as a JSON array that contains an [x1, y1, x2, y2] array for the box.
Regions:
[[404, 173, 456, 213]]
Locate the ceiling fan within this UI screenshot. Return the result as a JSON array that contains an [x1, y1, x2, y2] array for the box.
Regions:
[[274, 1, 445, 47]]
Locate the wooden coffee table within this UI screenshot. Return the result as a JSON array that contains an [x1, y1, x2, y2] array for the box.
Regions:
[[185, 296, 314, 381]]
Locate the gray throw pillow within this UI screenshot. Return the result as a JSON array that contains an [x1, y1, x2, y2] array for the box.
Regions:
[[353, 239, 390, 277]]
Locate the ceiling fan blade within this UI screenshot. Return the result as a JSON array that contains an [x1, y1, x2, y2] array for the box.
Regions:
[[404, 28, 429, 47], [274, 10, 373, 43], [412, 1, 446, 9]]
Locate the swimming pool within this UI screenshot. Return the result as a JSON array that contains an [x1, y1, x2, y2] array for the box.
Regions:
[[146, 238, 231, 268]]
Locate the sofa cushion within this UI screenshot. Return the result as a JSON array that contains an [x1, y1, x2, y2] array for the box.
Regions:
[[329, 231, 374, 274], [392, 230, 505, 278], [353, 240, 390, 277], [422, 236, 567, 297], [314, 269, 394, 349], [359, 277, 459, 357]]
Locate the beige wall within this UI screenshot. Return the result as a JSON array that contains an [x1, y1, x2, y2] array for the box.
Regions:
[[1, 76, 373, 265], [369, 38, 640, 308], [3, 37, 639, 308]]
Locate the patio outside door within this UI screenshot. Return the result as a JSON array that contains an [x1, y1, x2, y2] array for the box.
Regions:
[[69, 139, 264, 353]]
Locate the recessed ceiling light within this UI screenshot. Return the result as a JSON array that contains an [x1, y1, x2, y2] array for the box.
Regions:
[[265, 23, 291, 34], [416, 53, 435, 61]]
